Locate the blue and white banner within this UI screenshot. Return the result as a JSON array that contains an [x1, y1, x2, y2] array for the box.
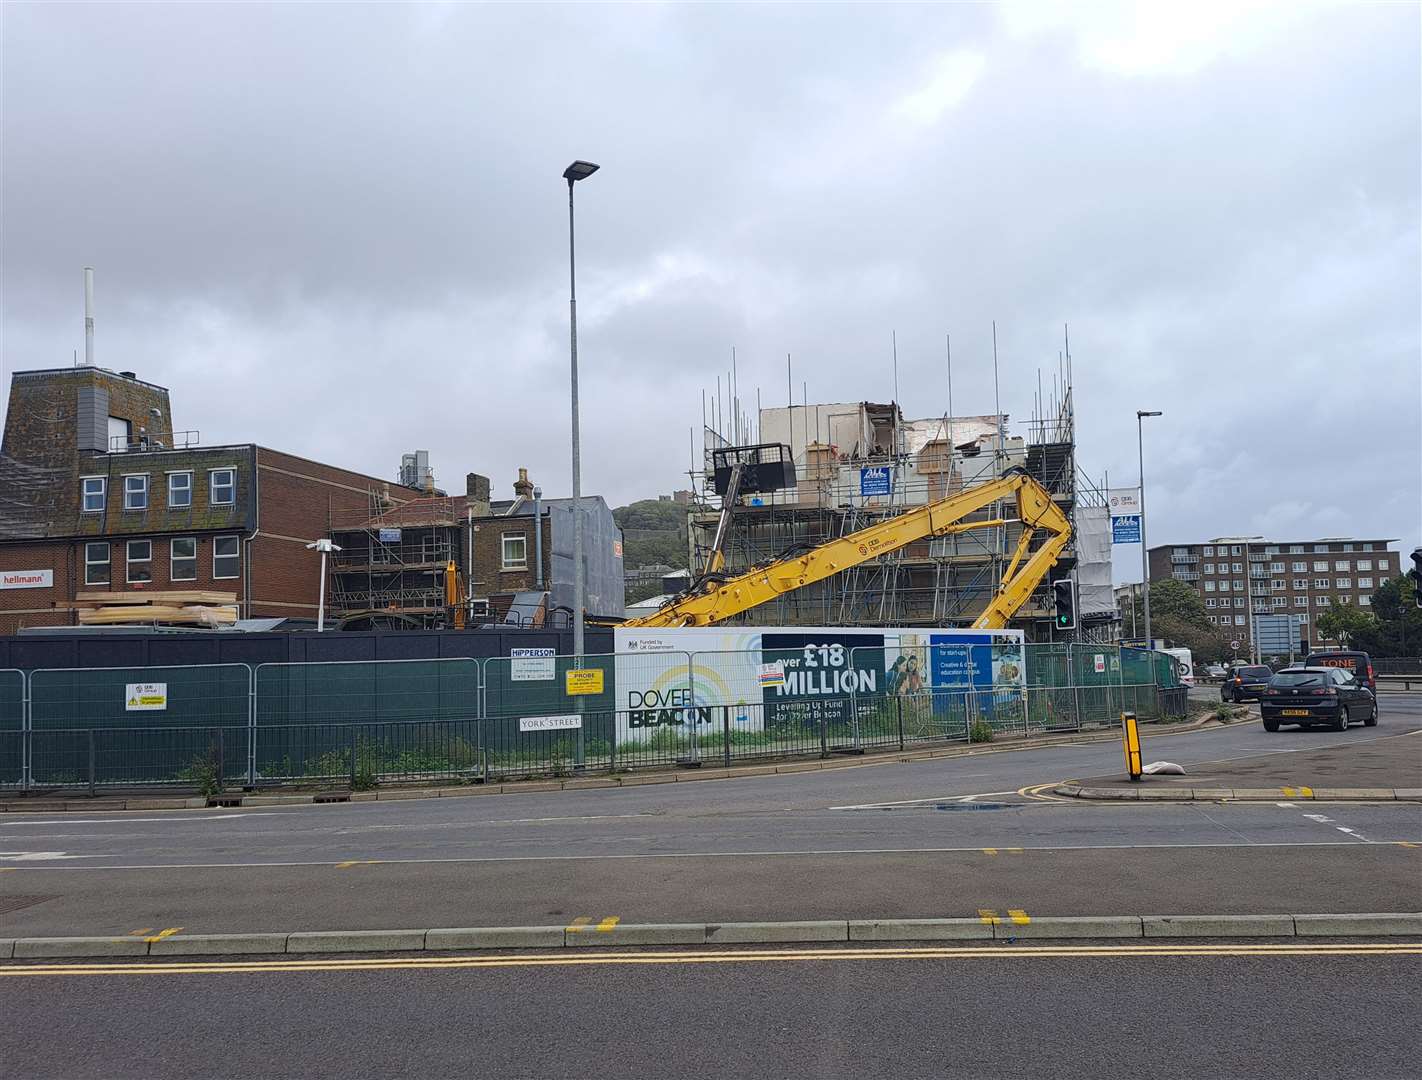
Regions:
[[859, 466, 892, 497], [1111, 514, 1142, 544]]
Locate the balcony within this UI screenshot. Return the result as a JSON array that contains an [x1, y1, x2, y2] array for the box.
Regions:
[[1172, 570, 1200, 582], [1248, 553, 1268, 563], [1170, 554, 1198, 564]]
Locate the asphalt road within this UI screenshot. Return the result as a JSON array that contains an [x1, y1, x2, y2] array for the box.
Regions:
[[2, 944, 1418, 1080], [3, 696, 1419, 936]]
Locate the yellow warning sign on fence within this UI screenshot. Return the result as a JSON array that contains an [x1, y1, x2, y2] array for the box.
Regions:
[[565, 668, 604, 696]]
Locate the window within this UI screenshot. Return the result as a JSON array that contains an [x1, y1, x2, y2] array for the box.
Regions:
[[1202, 546, 1214, 557], [1205, 598, 1216, 608], [1293, 579, 1307, 590], [1358, 577, 1373, 590], [1291, 561, 1306, 572], [1235, 615, 1246, 626], [1313, 561, 1328, 572], [1289, 545, 1303, 554], [1342, 543, 1354, 553], [107, 416, 131, 452], [1172, 546, 1189, 555], [1203, 563, 1215, 574], [1316, 596, 1331, 607], [1233, 580, 1244, 591], [1357, 560, 1372, 572], [1294, 596, 1308, 608], [1265, 546, 1279, 556], [1314, 544, 1329, 553], [1232, 562, 1243, 573], [1203, 581, 1214, 592], [123, 474, 148, 510], [1231, 545, 1242, 556], [1297, 613, 1309, 625], [1314, 578, 1329, 589], [1272, 596, 1286, 608], [1270, 562, 1284, 573], [501, 533, 528, 570], [1360, 542, 1372, 552], [1335, 560, 1350, 572], [1234, 597, 1245, 608], [168, 472, 192, 509], [209, 469, 236, 506], [1271, 579, 1285, 590], [1336, 578, 1351, 590], [170, 538, 197, 581], [84, 541, 110, 585], [1218, 581, 1230, 592], [126, 539, 152, 583], [81, 476, 106, 513], [213, 536, 240, 579], [1359, 595, 1371, 607]]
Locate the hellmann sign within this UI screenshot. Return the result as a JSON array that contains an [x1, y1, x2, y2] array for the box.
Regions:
[[0, 570, 53, 590]]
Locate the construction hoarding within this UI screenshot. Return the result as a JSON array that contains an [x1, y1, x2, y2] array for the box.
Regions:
[[612, 626, 1024, 744]]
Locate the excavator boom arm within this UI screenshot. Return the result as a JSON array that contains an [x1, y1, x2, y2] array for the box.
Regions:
[[626, 471, 1071, 629]]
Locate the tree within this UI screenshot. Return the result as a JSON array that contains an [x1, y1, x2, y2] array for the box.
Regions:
[[613, 499, 692, 604], [1345, 576, 1422, 657], [1315, 601, 1377, 648], [1124, 580, 1231, 662]]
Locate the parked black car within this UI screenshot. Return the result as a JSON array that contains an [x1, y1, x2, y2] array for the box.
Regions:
[[1304, 650, 1377, 692], [1221, 664, 1275, 703], [1261, 667, 1378, 732]]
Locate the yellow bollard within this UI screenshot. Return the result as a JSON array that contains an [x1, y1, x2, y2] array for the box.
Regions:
[[1121, 711, 1142, 782]]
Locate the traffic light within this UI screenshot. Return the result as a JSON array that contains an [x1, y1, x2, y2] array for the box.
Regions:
[[1409, 547, 1422, 610], [1052, 577, 1077, 630]]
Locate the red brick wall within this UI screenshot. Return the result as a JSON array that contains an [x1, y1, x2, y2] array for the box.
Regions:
[[0, 541, 79, 634]]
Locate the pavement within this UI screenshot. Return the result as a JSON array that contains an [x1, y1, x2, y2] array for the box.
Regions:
[[1061, 727, 1422, 799], [2, 943, 1418, 1079], [2, 694, 1419, 938]]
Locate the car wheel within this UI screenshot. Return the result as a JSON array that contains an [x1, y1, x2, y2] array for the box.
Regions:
[[1334, 706, 1350, 733], [1263, 718, 1279, 732], [1364, 699, 1378, 727]]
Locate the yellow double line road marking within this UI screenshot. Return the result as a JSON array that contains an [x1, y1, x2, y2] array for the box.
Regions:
[[2, 942, 1417, 977]]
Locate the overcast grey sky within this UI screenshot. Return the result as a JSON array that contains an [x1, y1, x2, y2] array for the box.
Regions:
[[3, 2, 1419, 580]]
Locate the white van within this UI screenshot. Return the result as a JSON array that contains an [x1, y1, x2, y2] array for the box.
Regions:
[[1163, 647, 1195, 686]]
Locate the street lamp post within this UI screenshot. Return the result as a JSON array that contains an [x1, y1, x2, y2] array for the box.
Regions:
[[1137, 411, 1162, 648], [1216, 535, 1265, 663], [305, 539, 341, 632], [563, 160, 599, 665]]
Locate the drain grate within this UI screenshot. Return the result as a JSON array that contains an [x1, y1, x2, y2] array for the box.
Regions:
[[0, 894, 59, 915]]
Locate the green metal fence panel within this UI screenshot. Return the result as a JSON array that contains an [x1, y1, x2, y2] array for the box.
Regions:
[[253, 660, 479, 783], [27, 665, 252, 788], [0, 669, 24, 789]]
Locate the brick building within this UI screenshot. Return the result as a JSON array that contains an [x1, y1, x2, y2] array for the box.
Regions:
[[1146, 537, 1401, 653], [0, 366, 416, 634], [330, 467, 624, 628]]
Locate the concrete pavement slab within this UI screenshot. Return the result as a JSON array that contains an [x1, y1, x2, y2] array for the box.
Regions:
[[13, 936, 149, 958], [149, 933, 289, 956], [0, 939, 12, 959], [564, 923, 704, 947], [1292, 913, 1422, 936], [995, 916, 1143, 939], [1143, 915, 1295, 937], [1313, 788, 1396, 800], [848, 919, 992, 941], [704, 921, 847, 944], [286, 929, 427, 953], [426, 926, 564, 949]]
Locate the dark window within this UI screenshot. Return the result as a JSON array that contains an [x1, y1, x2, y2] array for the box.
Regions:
[[84, 542, 110, 585], [1271, 673, 1326, 688], [213, 536, 240, 579], [126, 539, 152, 583], [171, 538, 197, 581], [168, 472, 192, 509]]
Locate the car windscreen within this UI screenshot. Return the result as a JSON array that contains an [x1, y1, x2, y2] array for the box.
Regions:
[[1239, 667, 1272, 678], [1271, 672, 1327, 688]]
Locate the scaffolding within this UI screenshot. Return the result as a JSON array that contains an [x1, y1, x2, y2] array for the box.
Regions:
[[687, 383, 1097, 637], [328, 495, 468, 628]]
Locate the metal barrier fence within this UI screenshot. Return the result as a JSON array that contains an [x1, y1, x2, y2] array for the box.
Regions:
[[0, 646, 1181, 794]]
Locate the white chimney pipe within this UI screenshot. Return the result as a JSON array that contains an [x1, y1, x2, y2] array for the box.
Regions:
[[83, 266, 95, 367]]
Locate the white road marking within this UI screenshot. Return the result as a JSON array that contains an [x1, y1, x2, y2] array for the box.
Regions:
[[0, 851, 105, 861], [1304, 814, 1334, 823], [0, 814, 278, 827], [2, 838, 1417, 872]]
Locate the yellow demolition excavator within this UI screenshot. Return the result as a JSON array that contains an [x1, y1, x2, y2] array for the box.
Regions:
[[624, 462, 1071, 630]]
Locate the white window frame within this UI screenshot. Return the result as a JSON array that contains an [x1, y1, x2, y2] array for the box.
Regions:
[[1314, 544, 1329, 554], [1293, 579, 1308, 590], [501, 533, 528, 570], [1359, 595, 1372, 607], [1233, 597, 1244, 608], [1202, 546, 1214, 556], [1234, 615, 1246, 626], [1336, 578, 1351, 590], [1231, 545, 1242, 556], [170, 537, 197, 582], [1335, 560, 1350, 572], [81, 476, 106, 513], [1314, 578, 1329, 589], [1294, 596, 1308, 608], [1206, 598, 1217, 608], [1233, 580, 1244, 591], [1358, 577, 1373, 590], [1269, 562, 1284, 574], [212, 535, 241, 579], [1272, 596, 1286, 608], [126, 539, 153, 583], [1204, 581, 1215, 592], [1289, 545, 1304, 554], [1356, 560, 1372, 572], [1291, 561, 1306, 572], [1231, 562, 1243, 573], [1313, 561, 1328, 572], [84, 541, 111, 585], [1316, 595, 1331, 607], [209, 468, 237, 506], [167, 471, 193, 509], [123, 473, 149, 511]]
